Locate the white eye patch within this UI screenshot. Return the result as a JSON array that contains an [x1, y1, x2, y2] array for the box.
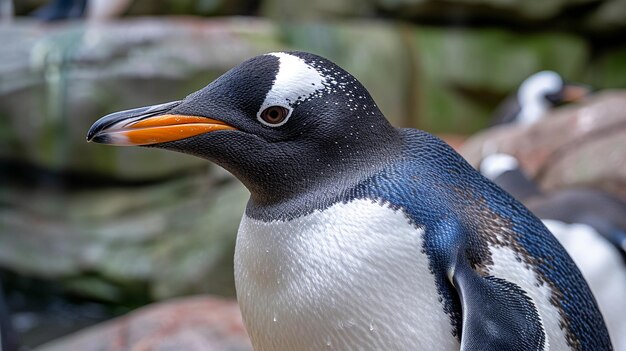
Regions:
[[256, 52, 328, 127]]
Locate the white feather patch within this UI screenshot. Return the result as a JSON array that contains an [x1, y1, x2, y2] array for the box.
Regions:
[[256, 53, 328, 127]]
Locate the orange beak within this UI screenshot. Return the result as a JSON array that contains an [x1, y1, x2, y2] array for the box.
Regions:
[[87, 101, 237, 146]]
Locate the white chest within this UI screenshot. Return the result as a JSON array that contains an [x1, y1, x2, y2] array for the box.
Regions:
[[234, 199, 459, 351]]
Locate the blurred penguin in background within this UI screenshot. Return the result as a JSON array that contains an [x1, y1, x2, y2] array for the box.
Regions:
[[491, 71, 591, 126]]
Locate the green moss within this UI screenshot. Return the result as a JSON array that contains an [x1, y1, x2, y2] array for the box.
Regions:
[[409, 26, 588, 133], [586, 47, 626, 88]]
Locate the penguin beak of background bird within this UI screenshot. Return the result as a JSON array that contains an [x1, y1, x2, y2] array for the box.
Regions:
[[561, 84, 591, 103], [86, 100, 237, 146], [546, 84, 591, 105]]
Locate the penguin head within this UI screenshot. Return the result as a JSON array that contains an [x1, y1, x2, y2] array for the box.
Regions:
[[87, 52, 399, 203], [516, 71, 590, 125], [518, 71, 564, 109]]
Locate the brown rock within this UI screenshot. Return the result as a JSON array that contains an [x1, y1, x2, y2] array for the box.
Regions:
[[438, 134, 467, 152], [35, 296, 252, 351], [460, 91, 626, 200]]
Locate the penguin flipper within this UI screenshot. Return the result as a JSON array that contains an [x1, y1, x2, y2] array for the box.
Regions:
[[452, 254, 545, 351]]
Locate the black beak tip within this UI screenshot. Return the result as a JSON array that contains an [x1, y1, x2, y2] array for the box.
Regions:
[[86, 130, 95, 142], [86, 122, 104, 143], [90, 134, 110, 144], [85, 100, 182, 144]]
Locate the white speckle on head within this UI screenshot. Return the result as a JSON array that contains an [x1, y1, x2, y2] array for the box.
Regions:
[[257, 53, 328, 127], [517, 71, 563, 125]]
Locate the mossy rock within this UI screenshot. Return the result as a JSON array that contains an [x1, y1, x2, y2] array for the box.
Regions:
[[0, 18, 283, 180]]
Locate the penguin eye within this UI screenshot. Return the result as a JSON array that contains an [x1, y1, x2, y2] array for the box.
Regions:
[[259, 106, 289, 126]]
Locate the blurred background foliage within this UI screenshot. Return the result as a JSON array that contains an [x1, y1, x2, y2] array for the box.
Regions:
[[1, 0, 626, 348]]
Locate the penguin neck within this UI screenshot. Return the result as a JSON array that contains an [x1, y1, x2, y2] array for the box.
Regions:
[[243, 121, 403, 221], [517, 89, 550, 125], [517, 103, 547, 125]]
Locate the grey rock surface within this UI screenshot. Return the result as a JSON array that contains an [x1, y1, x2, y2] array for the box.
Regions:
[[0, 18, 282, 180], [0, 173, 249, 301]]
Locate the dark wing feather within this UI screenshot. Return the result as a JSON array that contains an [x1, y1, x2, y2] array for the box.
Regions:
[[452, 251, 545, 351]]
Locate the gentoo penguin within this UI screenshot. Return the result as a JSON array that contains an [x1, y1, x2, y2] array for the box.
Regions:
[[87, 52, 612, 350], [491, 71, 590, 126], [481, 153, 626, 351]]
